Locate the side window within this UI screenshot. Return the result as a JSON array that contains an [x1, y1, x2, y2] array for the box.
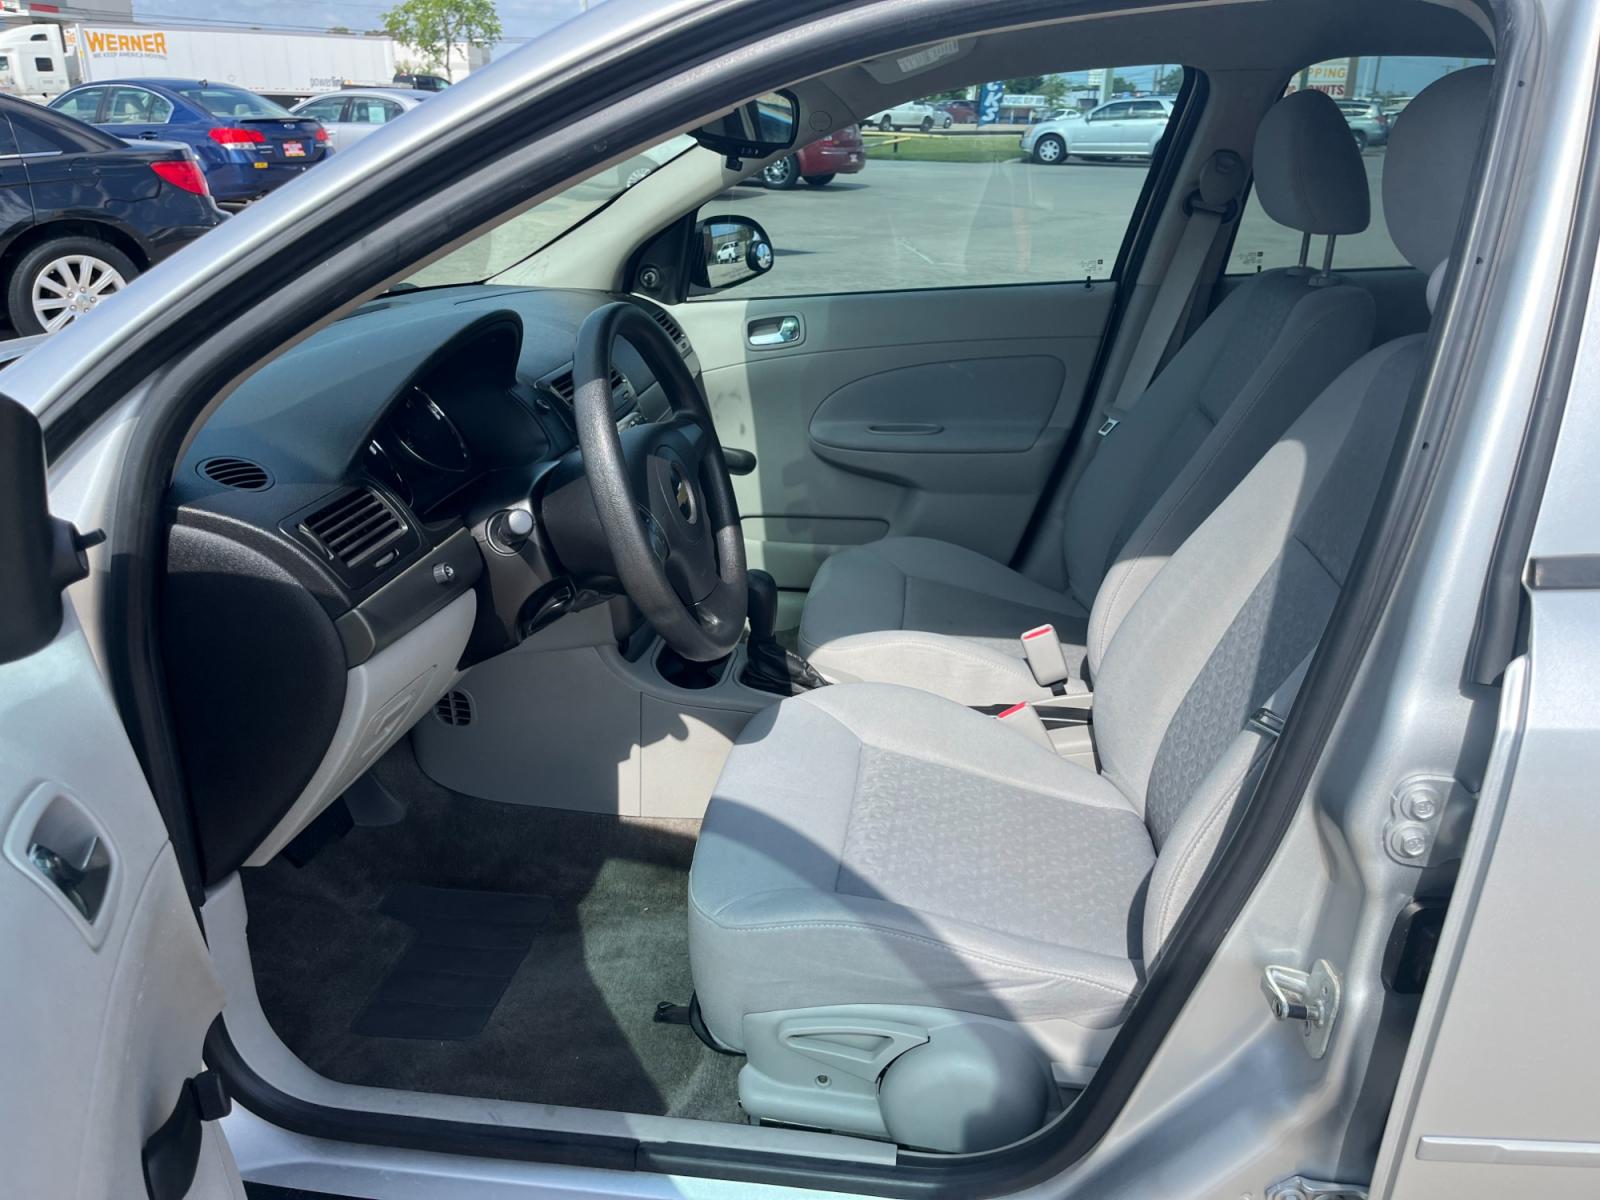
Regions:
[[52, 88, 104, 123], [33, 57, 54, 74], [0, 116, 19, 159], [351, 99, 396, 125], [1089, 102, 1130, 122], [1227, 55, 1493, 274], [102, 87, 172, 125], [299, 98, 347, 122], [703, 63, 1188, 300], [12, 111, 72, 156]]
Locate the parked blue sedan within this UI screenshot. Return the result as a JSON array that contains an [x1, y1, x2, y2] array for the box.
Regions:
[[48, 79, 328, 202]]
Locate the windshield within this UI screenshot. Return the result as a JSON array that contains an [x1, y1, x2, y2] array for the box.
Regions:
[[404, 134, 697, 288], [177, 86, 295, 120]]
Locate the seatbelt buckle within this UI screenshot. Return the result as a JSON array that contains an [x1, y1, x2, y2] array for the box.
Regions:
[[1097, 417, 1120, 437], [1020, 624, 1071, 693], [995, 702, 1054, 749]]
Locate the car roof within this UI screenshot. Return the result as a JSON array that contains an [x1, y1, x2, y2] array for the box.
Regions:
[[310, 88, 421, 101], [61, 78, 242, 94]]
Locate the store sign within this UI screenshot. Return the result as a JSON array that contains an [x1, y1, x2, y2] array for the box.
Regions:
[[1289, 59, 1352, 98], [977, 80, 1004, 125]]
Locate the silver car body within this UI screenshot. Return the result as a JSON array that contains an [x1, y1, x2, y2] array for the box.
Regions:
[[865, 100, 945, 129], [1022, 97, 1172, 161], [289, 86, 429, 151], [4, 2, 1600, 1199]]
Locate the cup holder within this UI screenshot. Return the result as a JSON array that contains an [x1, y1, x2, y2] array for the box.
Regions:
[[656, 644, 731, 691]]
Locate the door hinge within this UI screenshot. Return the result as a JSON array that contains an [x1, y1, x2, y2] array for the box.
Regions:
[[1260, 959, 1342, 1059], [1266, 1175, 1368, 1200]]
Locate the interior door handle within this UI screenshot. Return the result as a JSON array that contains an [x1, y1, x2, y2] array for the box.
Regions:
[[748, 315, 802, 348], [5, 783, 117, 944]]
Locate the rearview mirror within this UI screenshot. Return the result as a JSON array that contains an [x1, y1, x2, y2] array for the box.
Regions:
[[691, 215, 774, 293], [691, 91, 798, 166]]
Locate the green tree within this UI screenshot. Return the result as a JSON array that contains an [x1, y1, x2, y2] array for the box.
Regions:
[[1039, 74, 1069, 105], [1001, 75, 1045, 94], [382, 0, 501, 81], [1154, 66, 1184, 94]]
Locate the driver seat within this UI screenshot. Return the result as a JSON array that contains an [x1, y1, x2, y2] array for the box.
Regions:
[[687, 68, 1491, 1152]]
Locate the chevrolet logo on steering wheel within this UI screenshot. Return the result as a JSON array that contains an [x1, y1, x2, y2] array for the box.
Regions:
[[670, 463, 696, 523]]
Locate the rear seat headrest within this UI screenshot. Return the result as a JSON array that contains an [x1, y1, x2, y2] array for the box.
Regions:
[[1252, 89, 1370, 236], [1383, 66, 1494, 274]]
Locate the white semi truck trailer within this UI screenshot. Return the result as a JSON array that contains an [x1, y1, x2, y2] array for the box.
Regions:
[[0, 21, 400, 105]]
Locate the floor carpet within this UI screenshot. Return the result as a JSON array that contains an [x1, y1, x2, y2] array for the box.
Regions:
[[240, 743, 745, 1122]]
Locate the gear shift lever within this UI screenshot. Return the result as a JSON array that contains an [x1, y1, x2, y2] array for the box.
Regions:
[[747, 568, 779, 645], [740, 569, 827, 696]]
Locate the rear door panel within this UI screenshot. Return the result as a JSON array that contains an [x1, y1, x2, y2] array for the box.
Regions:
[[673, 281, 1113, 587]]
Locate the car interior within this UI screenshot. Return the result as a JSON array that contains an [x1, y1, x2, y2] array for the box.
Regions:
[[155, 0, 1499, 1172]]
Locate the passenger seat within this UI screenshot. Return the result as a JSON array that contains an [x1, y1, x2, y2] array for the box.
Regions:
[[799, 89, 1378, 705]]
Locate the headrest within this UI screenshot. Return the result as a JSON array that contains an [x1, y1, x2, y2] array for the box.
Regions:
[[1252, 89, 1370, 236], [1383, 66, 1494, 274]]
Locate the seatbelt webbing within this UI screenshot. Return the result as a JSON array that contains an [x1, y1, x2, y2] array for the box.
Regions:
[[1246, 651, 1315, 745], [1098, 203, 1225, 437]]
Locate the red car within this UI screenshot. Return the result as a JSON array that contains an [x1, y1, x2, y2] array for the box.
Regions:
[[760, 123, 865, 188], [935, 99, 978, 123]]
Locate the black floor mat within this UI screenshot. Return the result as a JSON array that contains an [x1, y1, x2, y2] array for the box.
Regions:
[[240, 743, 745, 1121], [351, 885, 555, 1040]]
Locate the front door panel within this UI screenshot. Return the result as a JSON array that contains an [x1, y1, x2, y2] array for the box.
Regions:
[[673, 281, 1113, 588]]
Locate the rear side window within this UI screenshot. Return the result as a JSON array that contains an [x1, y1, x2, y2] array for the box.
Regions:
[[350, 98, 401, 124], [11, 109, 81, 155], [703, 63, 1192, 300], [1227, 56, 1494, 274], [102, 87, 174, 125]]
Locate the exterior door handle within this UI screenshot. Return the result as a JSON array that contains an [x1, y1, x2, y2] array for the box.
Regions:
[[748, 315, 802, 348]]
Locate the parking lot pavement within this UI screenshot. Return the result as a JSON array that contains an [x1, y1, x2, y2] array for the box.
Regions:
[[725, 153, 1395, 299]]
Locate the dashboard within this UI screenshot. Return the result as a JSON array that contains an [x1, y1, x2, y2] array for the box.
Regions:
[[162, 285, 698, 882]]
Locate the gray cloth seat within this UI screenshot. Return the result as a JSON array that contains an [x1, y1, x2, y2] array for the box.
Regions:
[[799, 89, 1379, 705], [691, 69, 1491, 1077]]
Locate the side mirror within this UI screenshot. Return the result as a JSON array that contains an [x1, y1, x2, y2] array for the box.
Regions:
[[690, 215, 774, 294], [691, 91, 798, 167], [0, 394, 97, 665]]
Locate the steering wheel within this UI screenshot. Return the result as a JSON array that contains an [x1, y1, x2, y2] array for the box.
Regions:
[[570, 302, 746, 662]]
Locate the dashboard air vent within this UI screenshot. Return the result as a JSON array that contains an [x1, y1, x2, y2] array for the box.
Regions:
[[300, 487, 406, 570], [545, 367, 628, 408], [434, 690, 474, 727], [649, 308, 691, 355], [199, 456, 271, 491]]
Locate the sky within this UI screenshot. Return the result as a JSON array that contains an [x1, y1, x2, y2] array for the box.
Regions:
[[122, 4, 1483, 96], [131, 0, 594, 47]]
